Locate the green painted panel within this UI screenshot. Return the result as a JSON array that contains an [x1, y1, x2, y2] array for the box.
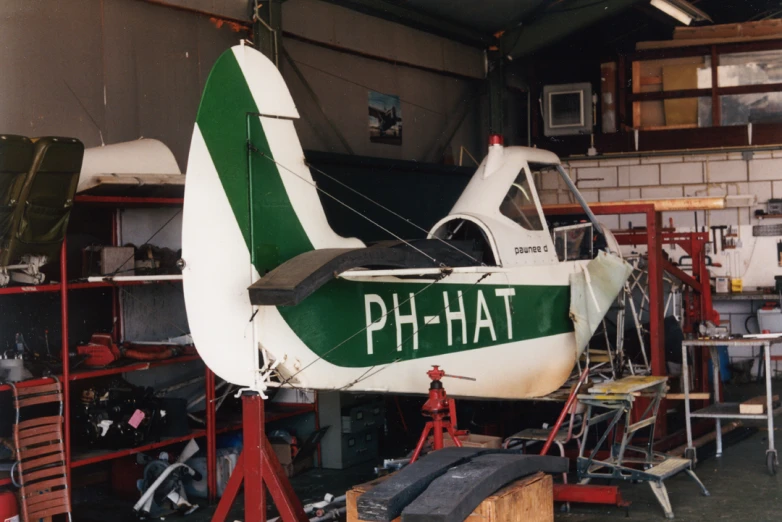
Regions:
[[279, 279, 572, 368], [196, 50, 312, 273]]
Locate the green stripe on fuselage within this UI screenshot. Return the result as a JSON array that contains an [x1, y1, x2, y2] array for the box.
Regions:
[[279, 279, 572, 367], [196, 50, 313, 273]]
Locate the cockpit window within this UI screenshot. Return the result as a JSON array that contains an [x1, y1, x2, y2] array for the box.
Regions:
[[500, 168, 544, 231]]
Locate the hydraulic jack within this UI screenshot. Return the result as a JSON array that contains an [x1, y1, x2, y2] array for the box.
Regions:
[[409, 366, 472, 463]]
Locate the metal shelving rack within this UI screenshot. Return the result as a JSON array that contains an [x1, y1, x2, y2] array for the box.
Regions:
[[0, 194, 317, 502]]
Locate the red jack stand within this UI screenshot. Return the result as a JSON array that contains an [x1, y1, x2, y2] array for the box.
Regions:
[[409, 366, 469, 463], [211, 392, 308, 522]]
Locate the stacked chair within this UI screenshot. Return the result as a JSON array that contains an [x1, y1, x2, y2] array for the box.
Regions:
[[10, 378, 72, 521]]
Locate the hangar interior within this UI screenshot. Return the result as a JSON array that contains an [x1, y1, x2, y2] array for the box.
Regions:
[[2, 1, 782, 521]]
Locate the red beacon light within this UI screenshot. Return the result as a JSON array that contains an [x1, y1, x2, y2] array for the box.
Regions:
[[488, 134, 504, 146]]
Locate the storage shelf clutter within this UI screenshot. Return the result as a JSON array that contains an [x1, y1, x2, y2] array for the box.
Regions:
[[0, 194, 316, 502]]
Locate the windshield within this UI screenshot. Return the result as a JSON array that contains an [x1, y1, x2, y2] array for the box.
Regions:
[[499, 168, 544, 231]]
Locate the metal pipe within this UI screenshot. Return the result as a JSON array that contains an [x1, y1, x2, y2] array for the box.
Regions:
[[540, 366, 589, 456]]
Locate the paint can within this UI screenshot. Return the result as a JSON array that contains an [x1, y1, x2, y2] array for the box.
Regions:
[[715, 277, 729, 294]]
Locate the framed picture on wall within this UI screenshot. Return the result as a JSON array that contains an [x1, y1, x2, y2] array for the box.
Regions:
[[369, 91, 402, 145]]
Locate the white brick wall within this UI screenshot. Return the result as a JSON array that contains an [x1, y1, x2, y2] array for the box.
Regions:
[[641, 185, 684, 199], [750, 158, 782, 181], [706, 160, 748, 182], [619, 165, 658, 186], [600, 188, 641, 202], [661, 162, 702, 185], [575, 167, 618, 188]]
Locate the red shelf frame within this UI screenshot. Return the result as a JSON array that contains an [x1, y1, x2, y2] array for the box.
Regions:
[[67, 278, 182, 290], [68, 354, 201, 381], [0, 283, 61, 295], [0, 196, 316, 503]]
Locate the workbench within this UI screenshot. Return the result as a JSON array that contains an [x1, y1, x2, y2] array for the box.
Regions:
[[681, 336, 782, 475]]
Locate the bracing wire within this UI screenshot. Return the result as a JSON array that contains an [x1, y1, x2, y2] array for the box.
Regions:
[[249, 143, 441, 266], [275, 268, 453, 387], [304, 160, 483, 265], [337, 272, 492, 390]]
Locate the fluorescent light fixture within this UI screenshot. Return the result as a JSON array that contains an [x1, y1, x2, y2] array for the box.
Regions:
[[650, 0, 693, 25]]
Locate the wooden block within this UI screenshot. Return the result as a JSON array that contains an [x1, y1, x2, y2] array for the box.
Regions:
[[427, 433, 503, 449], [740, 395, 779, 414], [347, 472, 552, 522], [667, 393, 711, 400]]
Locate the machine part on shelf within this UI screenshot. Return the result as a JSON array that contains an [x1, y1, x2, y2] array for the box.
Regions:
[[409, 366, 468, 464], [577, 376, 709, 519], [134, 440, 201, 518], [72, 377, 167, 449], [753, 224, 782, 237], [2, 254, 47, 286], [768, 199, 782, 215], [76, 333, 193, 367], [10, 378, 72, 522], [698, 321, 729, 339], [400, 453, 568, 522], [357, 447, 493, 522]]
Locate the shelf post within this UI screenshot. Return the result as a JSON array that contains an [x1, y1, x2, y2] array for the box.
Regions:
[[206, 367, 217, 503], [60, 240, 71, 483]]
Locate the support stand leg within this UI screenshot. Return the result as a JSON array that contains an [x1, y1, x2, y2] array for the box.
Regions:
[[211, 393, 307, 522], [648, 481, 674, 519]]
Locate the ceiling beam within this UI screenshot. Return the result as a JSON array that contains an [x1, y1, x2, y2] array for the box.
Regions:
[[501, 0, 646, 60], [317, 0, 491, 47]]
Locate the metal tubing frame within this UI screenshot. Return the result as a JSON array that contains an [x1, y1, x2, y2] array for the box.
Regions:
[[682, 338, 779, 468], [211, 392, 308, 522]]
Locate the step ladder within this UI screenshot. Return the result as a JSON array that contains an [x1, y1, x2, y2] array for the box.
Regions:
[[576, 376, 709, 519]]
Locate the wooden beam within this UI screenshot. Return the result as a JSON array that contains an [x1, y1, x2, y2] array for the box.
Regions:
[[711, 46, 721, 127], [629, 82, 782, 102]]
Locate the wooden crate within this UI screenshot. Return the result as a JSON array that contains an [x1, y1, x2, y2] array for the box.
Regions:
[[346, 471, 553, 522]]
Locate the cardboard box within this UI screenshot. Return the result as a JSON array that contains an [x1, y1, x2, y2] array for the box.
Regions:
[[427, 432, 503, 449], [347, 471, 552, 522], [271, 441, 314, 478]]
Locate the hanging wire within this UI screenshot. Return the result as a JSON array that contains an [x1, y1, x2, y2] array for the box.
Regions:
[[305, 161, 483, 265], [275, 269, 453, 387], [248, 143, 441, 265]]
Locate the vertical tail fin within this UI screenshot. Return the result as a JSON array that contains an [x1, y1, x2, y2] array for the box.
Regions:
[[192, 44, 361, 275]]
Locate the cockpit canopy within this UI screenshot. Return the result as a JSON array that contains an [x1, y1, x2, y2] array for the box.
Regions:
[[429, 145, 604, 268]]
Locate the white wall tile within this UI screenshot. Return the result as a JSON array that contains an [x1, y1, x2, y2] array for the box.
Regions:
[[683, 184, 727, 197], [663, 210, 705, 229], [575, 167, 618, 188], [750, 158, 782, 181], [539, 191, 558, 205], [641, 186, 684, 199], [746, 181, 773, 204], [706, 160, 748, 182], [707, 209, 740, 227], [772, 150, 782, 159], [683, 153, 728, 162], [600, 188, 637, 202], [752, 151, 774, 159], [641, 155, 683, 164], [599, 157, 641, 167], [565, 160, 600, 168], [661, 162, 703, 185], [773, 181, 782, 198], [619, 165, 659, 187], [579, 189, 599, 203], [619, 213, 646, 229], [597, 215, 620, 230]]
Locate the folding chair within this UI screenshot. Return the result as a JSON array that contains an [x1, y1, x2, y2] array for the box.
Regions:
[[10, 378, 72, 522]]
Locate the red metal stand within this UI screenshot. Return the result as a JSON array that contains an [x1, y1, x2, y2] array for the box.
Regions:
[[409, 366, 466, 463], [211, 392, 308, 522]]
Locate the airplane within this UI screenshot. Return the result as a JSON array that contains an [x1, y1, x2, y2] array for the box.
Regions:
[[369, 103, 401, 137], [181, 44, 632, 400]]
